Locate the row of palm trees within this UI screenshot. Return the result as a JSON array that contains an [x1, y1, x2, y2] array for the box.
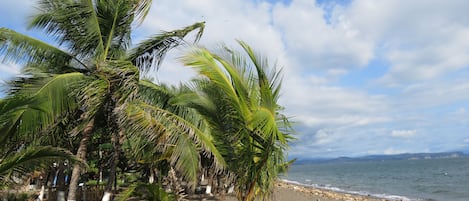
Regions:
[[0, 0, 294, 201]]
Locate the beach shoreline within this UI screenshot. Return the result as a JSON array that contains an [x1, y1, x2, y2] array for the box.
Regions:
[[190, 180, 401, 201], [270, 180, 397, 201]]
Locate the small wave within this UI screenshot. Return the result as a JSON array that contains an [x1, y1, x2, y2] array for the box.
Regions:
[[280, 179, 415, 201], [372, 193, 416, 201], [279, 179, 305, 186]]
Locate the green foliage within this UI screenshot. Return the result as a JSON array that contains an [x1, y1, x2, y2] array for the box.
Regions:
[[122, 82, 225, 184], [0, 97, 83, 181], [117, 182, 175, 201], [0, 146, 84, 178], [0, 0, 214, 196], [180, 41, 294, 201], [0, 28, 73, 67]]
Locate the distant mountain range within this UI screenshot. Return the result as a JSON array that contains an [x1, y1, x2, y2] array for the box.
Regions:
[[295, 151, 468, 164]]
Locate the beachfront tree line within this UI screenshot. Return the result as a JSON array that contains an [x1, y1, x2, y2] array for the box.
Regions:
[[0, 1, 294, 201]]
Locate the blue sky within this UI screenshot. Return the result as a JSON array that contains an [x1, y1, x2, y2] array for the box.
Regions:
[[2, 0, 469, 159]]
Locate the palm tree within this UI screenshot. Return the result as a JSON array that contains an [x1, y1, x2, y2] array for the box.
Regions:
[[0, 0, 223, 200], [0, 96, 83, 183], [178, 41, 294, 201]]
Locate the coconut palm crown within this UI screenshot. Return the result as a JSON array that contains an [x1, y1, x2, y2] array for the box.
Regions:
[[178, 41, 295, 201]]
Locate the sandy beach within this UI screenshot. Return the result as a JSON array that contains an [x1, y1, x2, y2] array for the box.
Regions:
[[266, 181, 393, 201], [189, 181, 396, 201]]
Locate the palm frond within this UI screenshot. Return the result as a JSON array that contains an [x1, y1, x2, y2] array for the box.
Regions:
[[238, 40, 284, 109], [30, 0, 104, 60], [123, 101, 225, 183], [131, 0, 153, 25], [181, 47, 251, 121], [97, 0, 135, 60], [0, 28, 77, 68], [10, 72, 85, 135], [129, 22, 205, 73], [0, 146, 85, 178], [251, 107, 285, 144], [0, 96, 42, 144]]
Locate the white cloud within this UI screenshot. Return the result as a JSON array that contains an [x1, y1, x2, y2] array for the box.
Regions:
[[396, 79, 469, 111], [138, 0, 285, 58], [313, 129, 335, 145], [272, 0, 374, 71], [133, 0, 288, 84], [336, 0, 469, 85], [281, 71, 390, 128], [391, 130, 417, 138], [379, 30, 469, 85], [0, 63, 21, 77]]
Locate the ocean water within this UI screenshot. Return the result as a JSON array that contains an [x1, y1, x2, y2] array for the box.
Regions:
[[283, 157, 469, 201]]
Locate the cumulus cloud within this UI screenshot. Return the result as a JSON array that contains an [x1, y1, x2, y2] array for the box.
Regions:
[[391, 130, 417, 138], [281, 72, 390, 128], [272, 0, 374, 71], [137, 0, 285, 57], [336, 0, 469, 85]]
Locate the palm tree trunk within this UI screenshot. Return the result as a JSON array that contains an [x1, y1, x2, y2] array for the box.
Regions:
[[67, 119, 95, 201], [242, 153, 269, 201], [242, 180, 257, 201], [101, 130, 123, 201], [102, 154, 117, 201]]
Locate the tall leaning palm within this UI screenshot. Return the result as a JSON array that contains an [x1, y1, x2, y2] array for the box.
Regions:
[[0, 0, 221, 200], [179, 41, 294, 201]]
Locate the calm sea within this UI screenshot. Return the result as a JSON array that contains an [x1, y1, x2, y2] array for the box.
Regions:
[[283, 157, 469, 201]]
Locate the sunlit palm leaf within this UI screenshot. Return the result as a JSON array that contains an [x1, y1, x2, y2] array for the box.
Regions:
[[181, 47, 251, 120], [4, 73, 85, 140]]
